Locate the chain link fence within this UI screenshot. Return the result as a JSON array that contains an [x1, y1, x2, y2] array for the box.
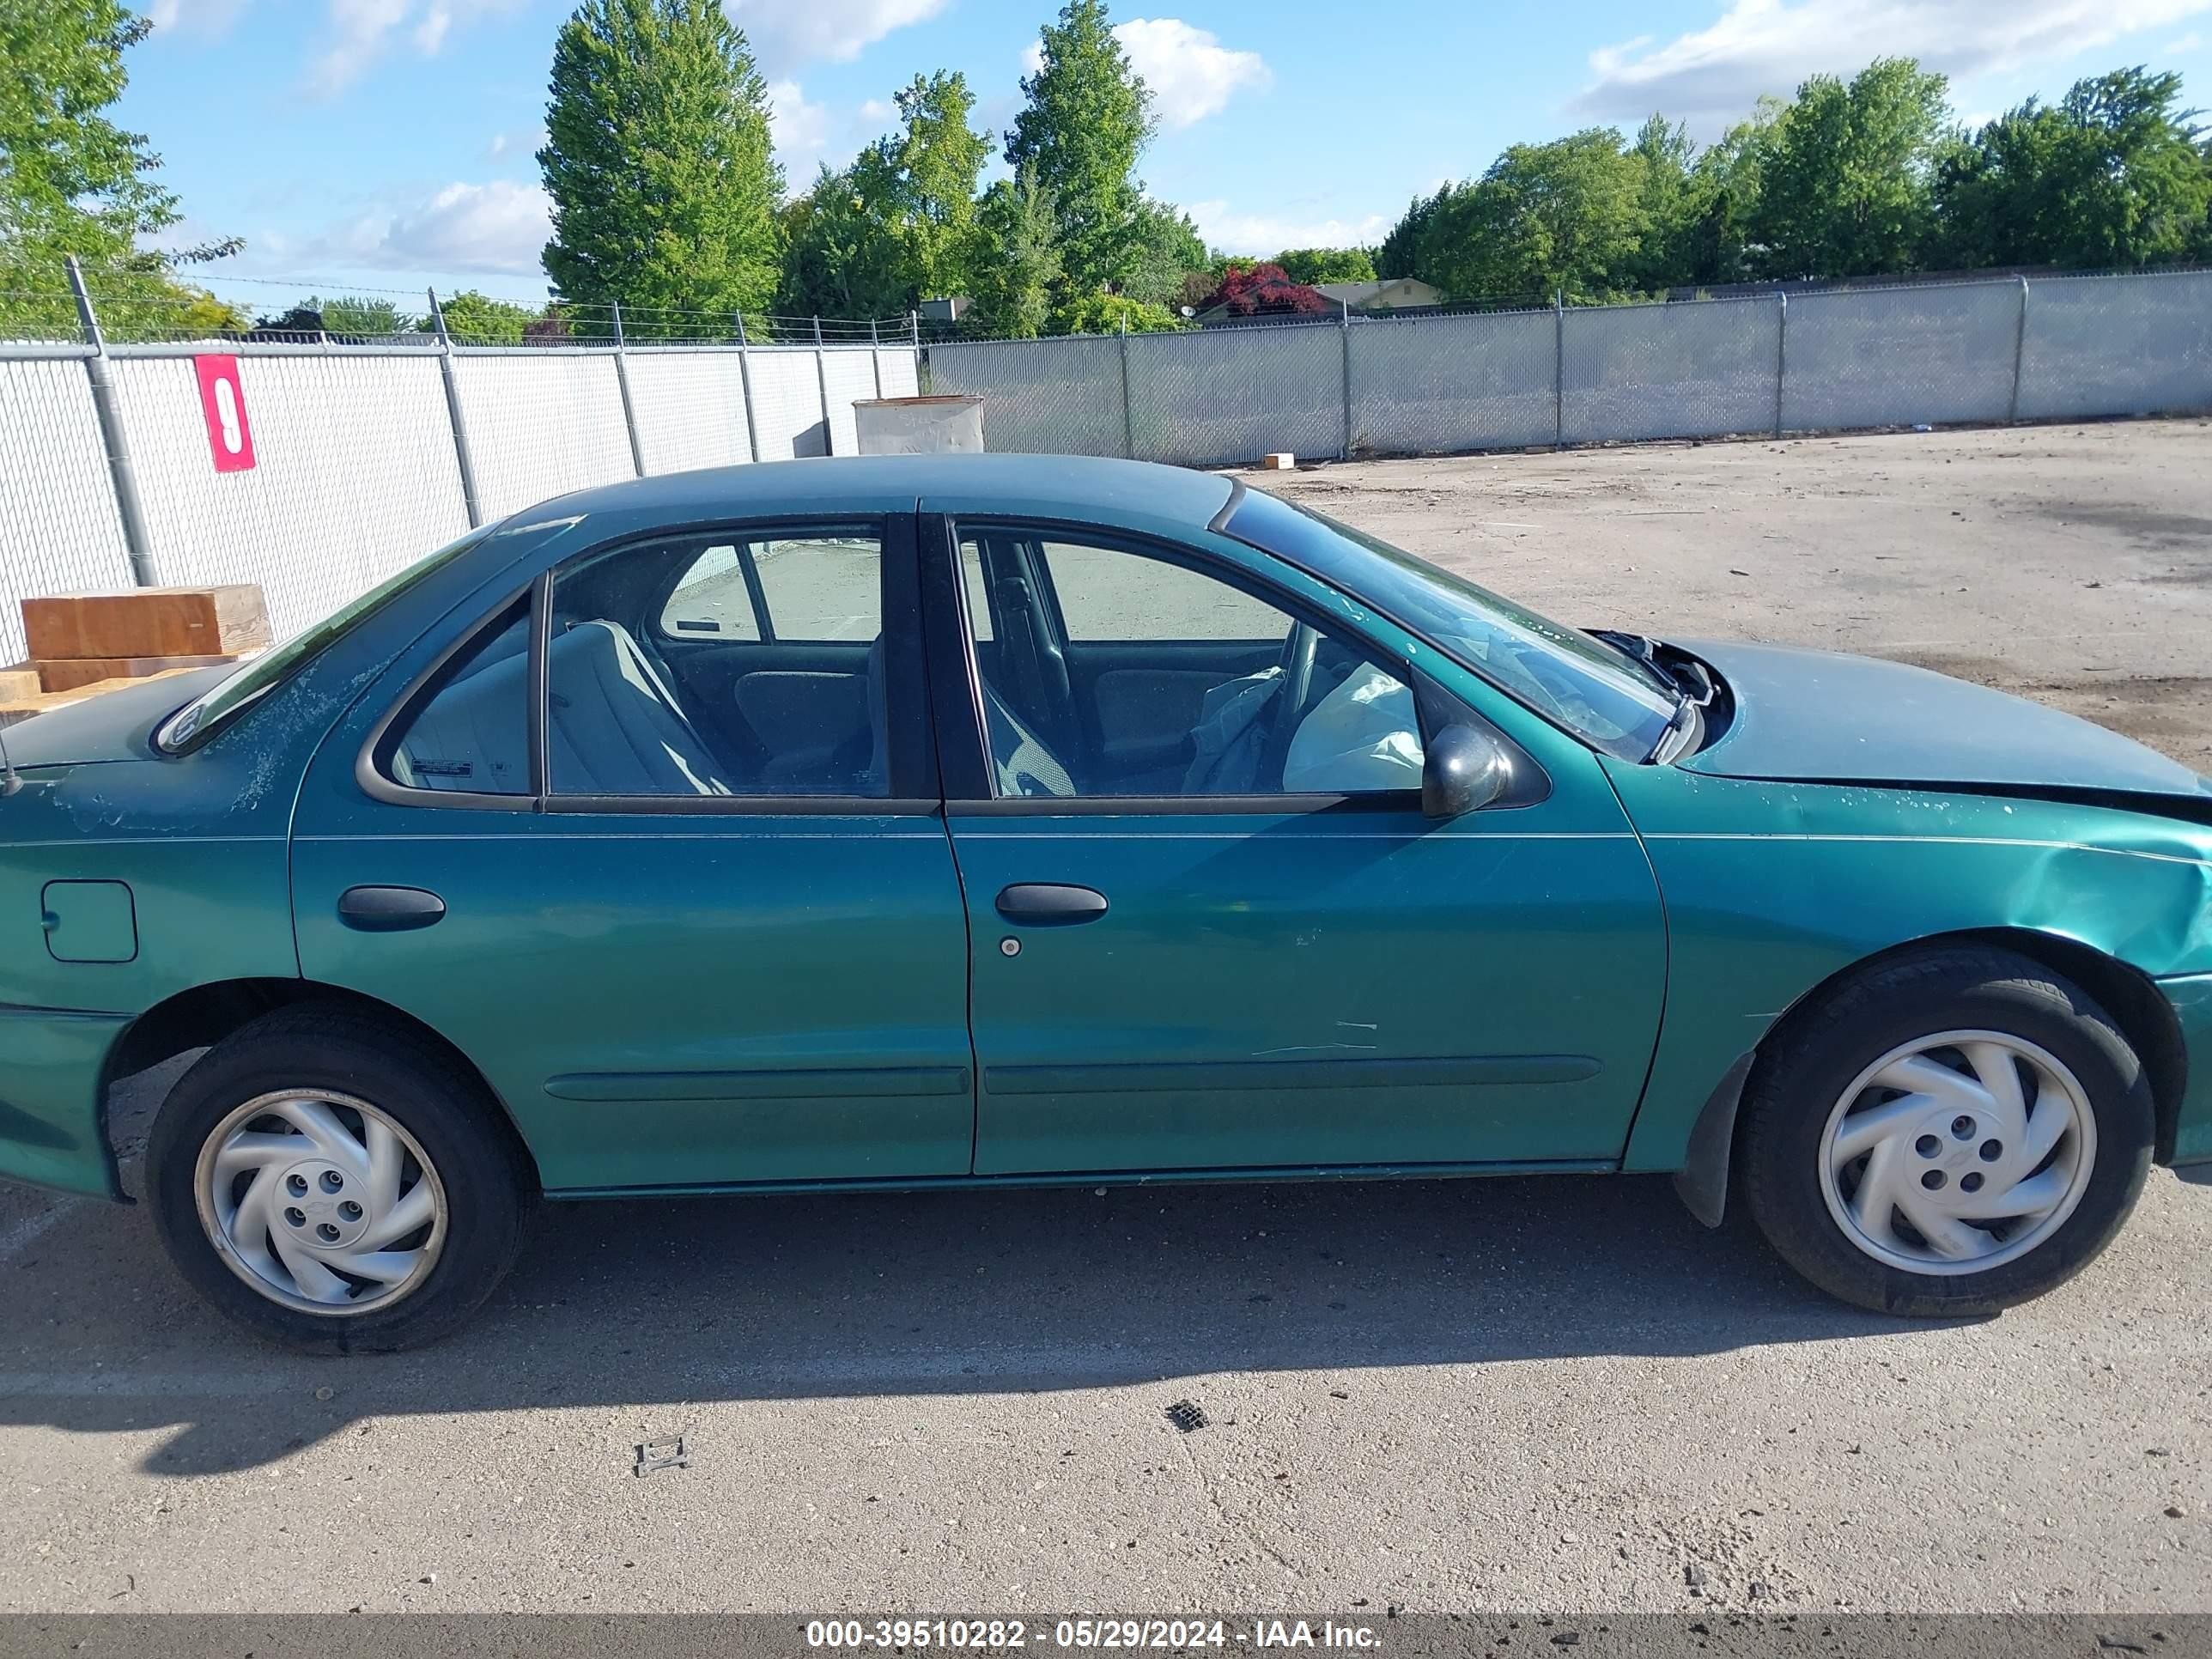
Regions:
[[0, 266, 921, 664], [6, 263, 2209, 667], [929, 266, 2212, 466]]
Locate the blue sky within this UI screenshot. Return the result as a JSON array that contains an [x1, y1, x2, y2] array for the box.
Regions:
[[126, 0, 2212, 312]]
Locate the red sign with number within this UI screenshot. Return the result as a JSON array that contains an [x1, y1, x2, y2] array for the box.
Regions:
[[193, 354, 256, 472]]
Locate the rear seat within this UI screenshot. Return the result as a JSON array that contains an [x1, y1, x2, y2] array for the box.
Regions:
[[398, 619, 732, 796]]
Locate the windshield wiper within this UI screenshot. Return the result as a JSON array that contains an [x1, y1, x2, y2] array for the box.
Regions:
[[1592, 629, 1716, 708], [1589, 629, 1686, 698]]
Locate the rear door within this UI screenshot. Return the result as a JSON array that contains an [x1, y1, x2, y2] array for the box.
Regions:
[[292, 514, 978, 1194], [925, 513, 1668, 1177]]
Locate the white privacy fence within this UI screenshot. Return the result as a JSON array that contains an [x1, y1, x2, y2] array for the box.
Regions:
[[925, 268, 2212, 470], [0, 336, 921, 664], [6, 266, 2205, 668]]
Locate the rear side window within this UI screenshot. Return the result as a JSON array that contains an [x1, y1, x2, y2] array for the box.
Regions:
[[1040, 538, 1282, 642], [659, 545, 759, 640], [385, 601, 532, 795], [657, 535, 881, 644], [554, 530, 890, 798]]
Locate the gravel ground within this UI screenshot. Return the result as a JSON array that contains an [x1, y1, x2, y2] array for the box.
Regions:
[[1237, 418, 2212, 773], [3, 419, 2211, 1617]]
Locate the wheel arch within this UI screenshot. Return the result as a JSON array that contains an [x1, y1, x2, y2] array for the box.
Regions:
[[1672, 927, 2186, 1227], [101, 978, 543, 1192]]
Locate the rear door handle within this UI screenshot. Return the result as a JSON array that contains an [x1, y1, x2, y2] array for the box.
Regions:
[[337, 885, 447, 933], [994, 883, 1109, 926]]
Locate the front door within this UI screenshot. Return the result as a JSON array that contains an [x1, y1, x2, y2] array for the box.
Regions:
[[929, 519, 1667, 1176], [293, 515, 975, 1194]]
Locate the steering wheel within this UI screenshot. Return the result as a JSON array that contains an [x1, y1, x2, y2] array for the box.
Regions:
[[1259, 621, 1320, 787]]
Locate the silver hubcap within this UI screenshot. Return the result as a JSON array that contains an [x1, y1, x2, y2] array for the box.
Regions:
[[1819, 1030, 2095, 1275], [194, 1089, 447, 1316]]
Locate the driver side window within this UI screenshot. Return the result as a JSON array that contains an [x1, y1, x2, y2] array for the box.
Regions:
[[957, 530, 1423, 800]]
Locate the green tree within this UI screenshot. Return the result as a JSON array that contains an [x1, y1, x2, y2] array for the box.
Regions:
[[1277, 246, 1377, 284], [1004, 0, 1154, 293], [969, 167, 1062, 337], [1621, 114, 1698, 291], [1377, 187, 1449, 284], [1933, 68, 2212, 268], [539, 0, 783, 331], [884, 70, 989, 301], [1121, 197, 1206, 307], [254, 295, 407, 338], [1425, 129, 1652, 301], [1750, 58, 1950, 277], [434, 289, 538, 343], [781, 73, 988, 319], [1672, 102, 1775, 287], [781, 161, 910, 319], [1050, 289, 1181, 333], [320, 295, 408, 336], [0, 0, 240, 339]]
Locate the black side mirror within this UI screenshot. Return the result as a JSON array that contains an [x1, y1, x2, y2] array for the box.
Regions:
[[1422, 723, 1511, 818]]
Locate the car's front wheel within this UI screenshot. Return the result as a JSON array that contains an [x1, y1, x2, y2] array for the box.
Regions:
[[1737, 946, 2154, 1316], [147, 1008, 531, 1352]]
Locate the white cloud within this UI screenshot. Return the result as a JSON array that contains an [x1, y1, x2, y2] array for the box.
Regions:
[[145, 0, 252, 34], [280, 179, 552, 276], [1185, 201, 1389, 258], [486, 126, 545, 161], [305, 0, 524, 95], [1577, 0, 2212, 124], [769, 80, 836, 181], [2168, 28, 2206, 48], [1022, 18, 1269, 127], [859, 97, 898, 124], [1115, 18, 1270, 127], [729, 0, 949, 75]]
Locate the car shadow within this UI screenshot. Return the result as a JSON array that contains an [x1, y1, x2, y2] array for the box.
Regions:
[[0, 1170, 1950, 1477]]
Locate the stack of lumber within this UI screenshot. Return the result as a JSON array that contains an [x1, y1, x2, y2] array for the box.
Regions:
[[1, 586, 269, 727]]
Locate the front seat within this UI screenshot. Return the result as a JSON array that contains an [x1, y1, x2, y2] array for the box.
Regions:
[[980, 677, 1075, 798]]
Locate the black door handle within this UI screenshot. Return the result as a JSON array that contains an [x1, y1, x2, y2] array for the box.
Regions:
[[337, 885, 447, 933], [994, 883, 1109, 926]]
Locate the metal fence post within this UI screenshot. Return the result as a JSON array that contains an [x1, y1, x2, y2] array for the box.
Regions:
[[1553, 289, 1566, 447], [1340, 299, 1353, 461], [1774, 290, 1788, 439], [735, 313, 763, 465], [65, 255, 158, 587], [911, 310, 925, 394], [1119, 313, 1136, 460], [426, 287, 484, 529], [870, 319, 884, 400], [811, 315, 834, 455], [611, 300, 646, 477], [2008, 275, 2030, 424]]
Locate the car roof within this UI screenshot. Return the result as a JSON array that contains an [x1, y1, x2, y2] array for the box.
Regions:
[[524, 453, 1238, 531]]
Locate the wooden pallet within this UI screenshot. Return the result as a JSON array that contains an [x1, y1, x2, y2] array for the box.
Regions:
[[0, 665, 210, 730]]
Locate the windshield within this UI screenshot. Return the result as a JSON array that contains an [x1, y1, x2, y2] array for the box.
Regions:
[[1223, 488, 1681, 763], [156, 528, 492, 753]]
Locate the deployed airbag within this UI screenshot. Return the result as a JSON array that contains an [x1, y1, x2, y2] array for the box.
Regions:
[[1283, 665, 1423, 793]]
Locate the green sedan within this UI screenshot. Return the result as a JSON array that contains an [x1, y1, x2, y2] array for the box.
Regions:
[[3, 454, 2209, 1352]]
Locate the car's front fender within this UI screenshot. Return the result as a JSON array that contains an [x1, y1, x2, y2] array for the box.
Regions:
[[1605, 763, 2212, 1176]]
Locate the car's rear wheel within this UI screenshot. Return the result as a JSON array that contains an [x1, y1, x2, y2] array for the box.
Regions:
[[1737, 946, 2154, 1316], [148, 1008, 531, 1352]]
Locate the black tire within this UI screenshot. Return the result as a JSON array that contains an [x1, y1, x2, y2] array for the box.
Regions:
[[147, 1006, 533, 1353], [1737, 945, 2154, 1317]]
